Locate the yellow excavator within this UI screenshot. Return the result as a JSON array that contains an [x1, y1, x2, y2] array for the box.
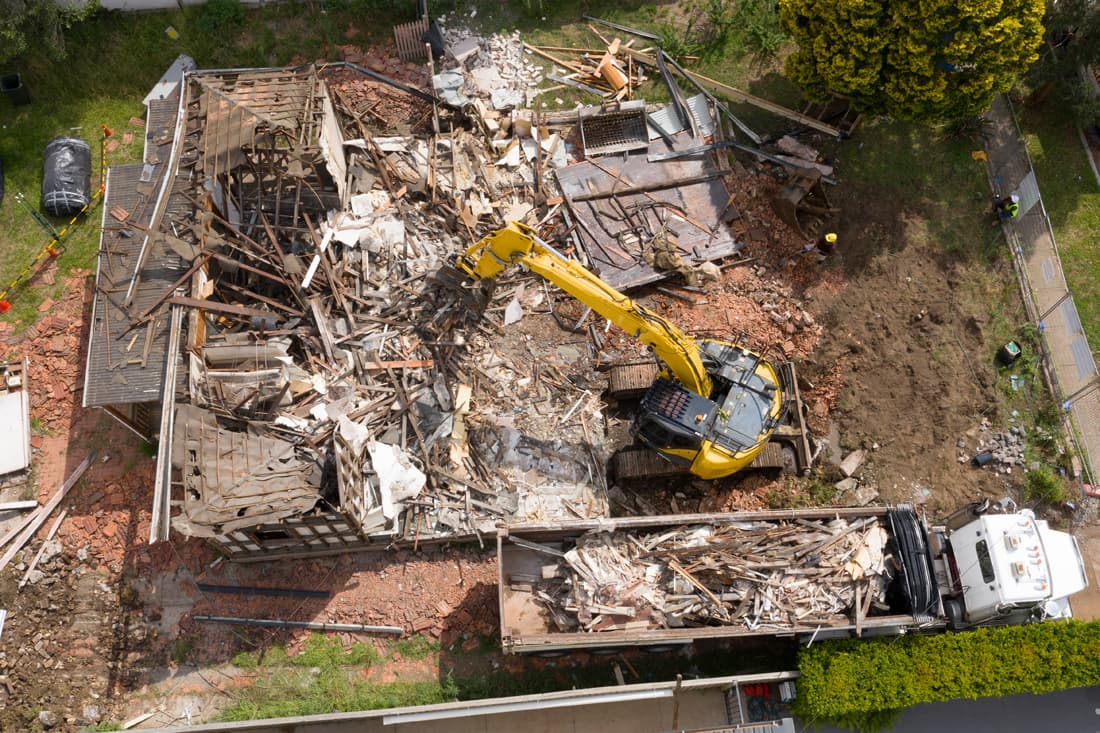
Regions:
[[451, 221, 793, 480]]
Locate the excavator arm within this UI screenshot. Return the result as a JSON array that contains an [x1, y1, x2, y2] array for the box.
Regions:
[[454, 221, 712, 396]]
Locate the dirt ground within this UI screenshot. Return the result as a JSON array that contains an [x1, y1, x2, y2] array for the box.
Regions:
[[802, 181, 1015, 513], [0, 105, 1085, 733]]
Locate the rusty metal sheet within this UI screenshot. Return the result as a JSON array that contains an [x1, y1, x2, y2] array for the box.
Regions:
[[554, 132, 742, 290]]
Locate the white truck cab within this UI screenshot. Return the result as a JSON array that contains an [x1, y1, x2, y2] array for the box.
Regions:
[[935, 507, 1088, 627]]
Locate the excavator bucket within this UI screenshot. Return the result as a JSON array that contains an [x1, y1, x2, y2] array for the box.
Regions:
[[771, 168, 840, 241], [430, 264, 495, 312]]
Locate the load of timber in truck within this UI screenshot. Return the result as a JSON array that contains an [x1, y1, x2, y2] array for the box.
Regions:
[[496, 502, 1088, 654]]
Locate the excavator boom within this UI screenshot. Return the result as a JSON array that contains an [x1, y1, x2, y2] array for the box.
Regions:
[[453, 221, 786, 480], [455, 221, 712, 395]]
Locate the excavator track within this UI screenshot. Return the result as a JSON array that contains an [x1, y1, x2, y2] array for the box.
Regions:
[[613, 441, 792, 481]]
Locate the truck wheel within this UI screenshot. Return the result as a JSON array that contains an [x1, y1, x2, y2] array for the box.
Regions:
[[530, 649, 570, 659], [588, 647, 625, 656]]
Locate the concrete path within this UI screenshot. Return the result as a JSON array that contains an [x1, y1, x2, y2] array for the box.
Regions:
[[983, 94, 1100, 487]]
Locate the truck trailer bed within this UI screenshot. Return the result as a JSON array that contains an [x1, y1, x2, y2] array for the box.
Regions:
[[498, 508, 943, 653]]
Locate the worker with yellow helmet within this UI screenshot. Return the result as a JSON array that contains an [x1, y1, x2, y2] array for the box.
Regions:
[[803, 231, 838, 259]]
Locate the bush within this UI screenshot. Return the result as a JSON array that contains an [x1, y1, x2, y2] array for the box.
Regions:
[[795, 621, 1100, 722], [196, 0, 246, 36], [730, 0, 786, 63], [1025, 464, 1065, 504], [942, 116, 995, 144], [1064, 78, 1100, 127]]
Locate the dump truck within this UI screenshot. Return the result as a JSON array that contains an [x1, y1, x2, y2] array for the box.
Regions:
[[496, 501, 1088, 654]]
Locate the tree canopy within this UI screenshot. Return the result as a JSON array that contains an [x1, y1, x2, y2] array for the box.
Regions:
[[0, 0, 96, 67], [779, 0, 1046, 123]]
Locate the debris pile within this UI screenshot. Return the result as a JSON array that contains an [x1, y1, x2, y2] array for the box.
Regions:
[[109, 63, 621, 547], [963, 421, 1027, 474], [325, 67, 433, 130], [521, 39, 648, 101], [530, 516, 891, 632], [436, 24, 546, 109], [78, 11, 847, 556]]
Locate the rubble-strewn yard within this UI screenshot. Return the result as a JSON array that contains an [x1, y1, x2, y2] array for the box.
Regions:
[[0, 6, 1084, 729]]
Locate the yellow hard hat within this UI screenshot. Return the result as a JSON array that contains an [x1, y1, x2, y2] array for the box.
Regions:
[[825, 232, 837, 243]]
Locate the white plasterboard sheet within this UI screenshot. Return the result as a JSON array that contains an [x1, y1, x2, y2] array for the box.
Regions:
[[0, 390, 31, 475]]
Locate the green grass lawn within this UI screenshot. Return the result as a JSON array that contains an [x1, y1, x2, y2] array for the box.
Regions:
[[1018, 100, 1100, 353]]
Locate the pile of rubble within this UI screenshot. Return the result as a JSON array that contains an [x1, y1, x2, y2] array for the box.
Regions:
[[74, 8, 844, 559], [435, 22, 547, 110], [118, 59, 621, 548], [0, 273, 89, 448], [532, 516, 892, 632], [962, 420, 1028, 474]]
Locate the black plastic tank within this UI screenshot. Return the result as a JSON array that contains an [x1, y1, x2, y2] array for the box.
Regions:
[[42, 136, 92, 216]]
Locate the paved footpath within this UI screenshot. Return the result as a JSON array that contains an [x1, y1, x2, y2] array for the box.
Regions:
[[983, 94, 1100, 488]]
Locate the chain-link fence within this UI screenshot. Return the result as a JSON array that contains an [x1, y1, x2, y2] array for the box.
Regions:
[[984, 95, 1099, 488]]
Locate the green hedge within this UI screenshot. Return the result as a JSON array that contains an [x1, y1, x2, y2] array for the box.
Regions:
[[795, 620, 1100, 719]]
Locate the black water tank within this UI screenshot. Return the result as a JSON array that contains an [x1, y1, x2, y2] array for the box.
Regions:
[[0, 73, 30, 106], [42, 136, 91, 216]]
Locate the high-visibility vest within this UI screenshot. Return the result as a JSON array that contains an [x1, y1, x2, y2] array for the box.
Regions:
[[1006, 201, 1019, 217]]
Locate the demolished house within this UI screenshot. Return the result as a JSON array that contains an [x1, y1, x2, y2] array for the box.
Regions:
[[82, 25, 840, 560]]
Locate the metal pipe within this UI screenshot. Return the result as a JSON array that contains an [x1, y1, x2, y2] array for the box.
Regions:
[[196, 583, 332, 599], [193, 615, 404, 635]]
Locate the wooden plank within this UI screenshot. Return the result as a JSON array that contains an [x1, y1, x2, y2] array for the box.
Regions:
[[509, 536, 566, 557], [854, 581, 862, 638], [522, 43, 588, 75], [623, 48, 844, 137], [667, 557, 724, 610], [0, 509, 41, 552], [568, 171, 726, 202], [0, 452, 95, 572], [166, 296, 273, 318], [309, 296, 337, 363], [0, 500, 39, 513], [360, 359, 434, 371], [18, 508, 68, 589]]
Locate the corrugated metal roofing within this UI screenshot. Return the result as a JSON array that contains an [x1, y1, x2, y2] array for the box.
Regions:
[[83, 94, 188, 408]]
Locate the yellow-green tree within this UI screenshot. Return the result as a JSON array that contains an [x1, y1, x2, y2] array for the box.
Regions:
[[779, 0, 1046, 123]]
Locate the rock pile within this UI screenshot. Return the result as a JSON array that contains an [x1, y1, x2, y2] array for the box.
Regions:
[[962, 419, 1027, 474], [435, 19, 546, 109]]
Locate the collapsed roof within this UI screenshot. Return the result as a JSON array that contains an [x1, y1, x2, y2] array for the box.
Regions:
[[83, 30, 834, 552]]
